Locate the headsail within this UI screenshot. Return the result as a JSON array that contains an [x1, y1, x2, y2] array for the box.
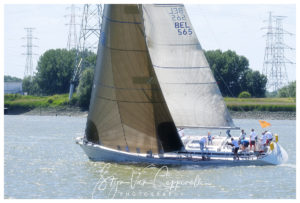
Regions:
[[85, 4, 183, 153], [142, 4, 237, 129]]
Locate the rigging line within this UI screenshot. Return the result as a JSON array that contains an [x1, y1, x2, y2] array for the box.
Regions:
[[116, 97, 129, 150], [198, 7, 222, 49], [102, 44, 147, 52], [198, 8, 243, 99], [153, 64, 209, 69], [141, 88, 153, 103], [177, 125, 240, 130], [213, 67, 247, 113], [96, 95, 165, 104], [97, 83, 159, 91], [199, 8, 250, 113], [103, 15, 141, 24], [147, 40, 200, 47], [153, 4, 184, 7], [164, 82, 216, 85]]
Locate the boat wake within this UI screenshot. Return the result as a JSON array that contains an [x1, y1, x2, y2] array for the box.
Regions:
[[279, 144, 289, 164], [279, 164, 296, 169]]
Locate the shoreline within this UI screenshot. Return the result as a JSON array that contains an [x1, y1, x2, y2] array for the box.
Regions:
[[5, 106, 88, 117], [229, 111, 295, 120], [4, 107, 296, 120]]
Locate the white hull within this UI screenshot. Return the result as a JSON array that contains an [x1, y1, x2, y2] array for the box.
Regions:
[[76, 137, 287, 166]]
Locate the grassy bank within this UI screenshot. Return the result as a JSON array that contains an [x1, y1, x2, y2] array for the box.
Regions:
[[224, 97, 296, 112], [4, 94, 78, 113], [4, 94, 296, 113]]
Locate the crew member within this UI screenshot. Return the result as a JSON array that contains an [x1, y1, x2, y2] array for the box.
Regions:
[[199, 137, 207, 151], [207, 132, 212, 145], [240, 139, 249, 151], [249, 129, 257, 151], [226, 129, 232, 138], [266, 130, 273, 145], [227, 138, 239, 160], [239, 129, 246, 144], [260, 131, 267, 151]]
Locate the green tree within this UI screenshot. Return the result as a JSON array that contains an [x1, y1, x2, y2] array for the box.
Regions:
[[204, 50, 249, 97], [240, 70, 267, 97], [4, 75, 22, 82], [22, 76, 41, 95], [80, 49, 98, 70], [35, 49, 76, 95], [204, 49, 267, 97], [238, 91, 251, 98], [77, 68, 94, 108], [277, 81, 296, 98], [35, 49, 97, 95]]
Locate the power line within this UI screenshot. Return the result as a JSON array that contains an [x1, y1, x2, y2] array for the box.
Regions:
[[69, 4, 103, 100], [22, 27, 38, 78]]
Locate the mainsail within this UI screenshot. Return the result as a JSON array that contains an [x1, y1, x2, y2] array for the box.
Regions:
[[85, 4, 184, 154], [142, 4, 237, 129]]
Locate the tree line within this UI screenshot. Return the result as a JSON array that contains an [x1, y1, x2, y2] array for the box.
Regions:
[[20, 48, 294, 109], [4, 75, 22, 82], [22, 48, 96, 108]]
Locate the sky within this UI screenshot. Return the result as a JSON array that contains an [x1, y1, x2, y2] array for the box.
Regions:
[[3, 3, 297, 82]]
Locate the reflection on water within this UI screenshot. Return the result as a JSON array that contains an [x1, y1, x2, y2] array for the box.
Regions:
[[4, 116, 296, 199]]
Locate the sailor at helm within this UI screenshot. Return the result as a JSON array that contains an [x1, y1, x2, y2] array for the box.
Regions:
[[199, 137, 207, 151]]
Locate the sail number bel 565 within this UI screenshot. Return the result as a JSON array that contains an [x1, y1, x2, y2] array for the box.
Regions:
[[175, 22, 193, 35]]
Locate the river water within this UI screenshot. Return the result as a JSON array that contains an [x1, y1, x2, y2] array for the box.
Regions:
[[4, 115, 296, 199]]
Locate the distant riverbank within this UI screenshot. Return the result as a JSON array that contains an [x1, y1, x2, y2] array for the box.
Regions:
[[4, 106, 296, 120], [5, 106, 88, 117], [4, 94, 296, 120], [230, 111, 295, 120]]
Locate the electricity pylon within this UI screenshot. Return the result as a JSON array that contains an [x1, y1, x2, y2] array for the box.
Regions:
[[65, 4, 80, 50], [22, 27, 37, 78], [262, 12, 294, 92], [69, 4, 102, 100]]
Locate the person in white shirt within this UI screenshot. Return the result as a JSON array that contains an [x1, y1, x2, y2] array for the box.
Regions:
[[265, 130, 273, 145], [227, 138, 239, 160], [249, 129, 257, 151], [260, 132, 267, 151], [199, 137, 207, 151]]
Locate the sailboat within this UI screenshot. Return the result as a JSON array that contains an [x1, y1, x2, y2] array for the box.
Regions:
[[76, 4, 287, 166]]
